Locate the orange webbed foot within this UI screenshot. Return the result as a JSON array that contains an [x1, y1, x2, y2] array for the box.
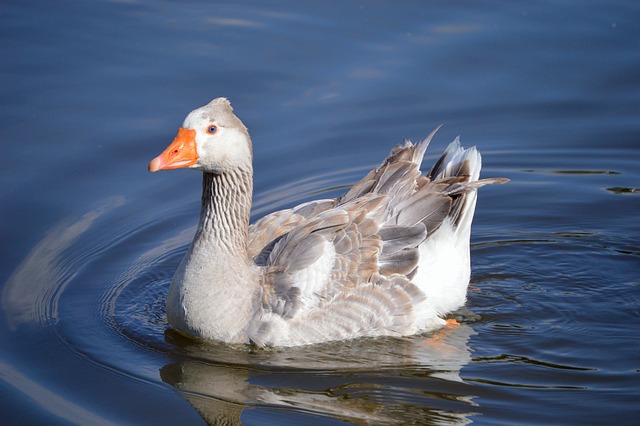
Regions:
[[423, 319, 461, 349]]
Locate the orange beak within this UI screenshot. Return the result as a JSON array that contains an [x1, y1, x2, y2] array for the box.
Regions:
[[148, 127, 198, 172]]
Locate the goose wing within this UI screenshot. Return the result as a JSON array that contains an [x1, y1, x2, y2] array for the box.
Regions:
[[250, 129, 506, 344], [253, 131, 441, 318], [248, 199, 337, 265]]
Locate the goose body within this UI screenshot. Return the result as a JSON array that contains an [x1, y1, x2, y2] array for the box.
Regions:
[[149, 98, 506, 347]]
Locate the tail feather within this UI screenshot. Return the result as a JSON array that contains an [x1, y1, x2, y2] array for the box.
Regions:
[[412, 126, 442, 166], [424, 137, 509, 231], [428, 137, 481, 182]]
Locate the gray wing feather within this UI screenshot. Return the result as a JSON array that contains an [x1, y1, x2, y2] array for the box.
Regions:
[[378, 224, 427, 255], [249, 199, 337, 264], [251, 274, 426, 347], [252, 128, 507, 337]]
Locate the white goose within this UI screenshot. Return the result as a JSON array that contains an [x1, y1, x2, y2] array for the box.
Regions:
[[149, 98, 507, 347]]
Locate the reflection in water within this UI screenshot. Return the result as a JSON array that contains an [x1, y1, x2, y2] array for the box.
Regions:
[[160, 323, 477, 425]]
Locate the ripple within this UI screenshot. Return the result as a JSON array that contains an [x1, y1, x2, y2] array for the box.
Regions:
[[100, 231, 190, 351], [521, 169, 621, 175], [2, 196, 125, 330], [606, 186, 640, 195], [473, 354, 595, 372], [468, 227, 639, 396], [466, 378, 586, 390]]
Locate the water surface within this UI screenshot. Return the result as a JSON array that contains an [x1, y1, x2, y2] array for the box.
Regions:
[[1, 0, 639, 424]]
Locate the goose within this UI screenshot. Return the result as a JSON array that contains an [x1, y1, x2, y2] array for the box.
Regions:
[[149, 98, 507, 347]]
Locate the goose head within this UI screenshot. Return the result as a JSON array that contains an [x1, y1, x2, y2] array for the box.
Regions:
[[149, 97, 252, 174]]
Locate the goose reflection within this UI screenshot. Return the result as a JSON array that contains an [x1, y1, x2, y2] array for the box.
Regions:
[[160, 322, 477, 425]]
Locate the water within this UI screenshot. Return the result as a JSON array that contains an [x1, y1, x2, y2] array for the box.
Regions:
[[1, 0, 639, 424]]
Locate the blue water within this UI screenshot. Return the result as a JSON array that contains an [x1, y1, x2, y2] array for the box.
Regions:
[[1, 0, 639, 424]]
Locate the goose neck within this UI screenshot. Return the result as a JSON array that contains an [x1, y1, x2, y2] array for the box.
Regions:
[[197, 170, 253, 256]]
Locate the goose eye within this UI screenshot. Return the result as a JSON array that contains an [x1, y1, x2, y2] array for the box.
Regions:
[[206, 125, 218, 134]]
